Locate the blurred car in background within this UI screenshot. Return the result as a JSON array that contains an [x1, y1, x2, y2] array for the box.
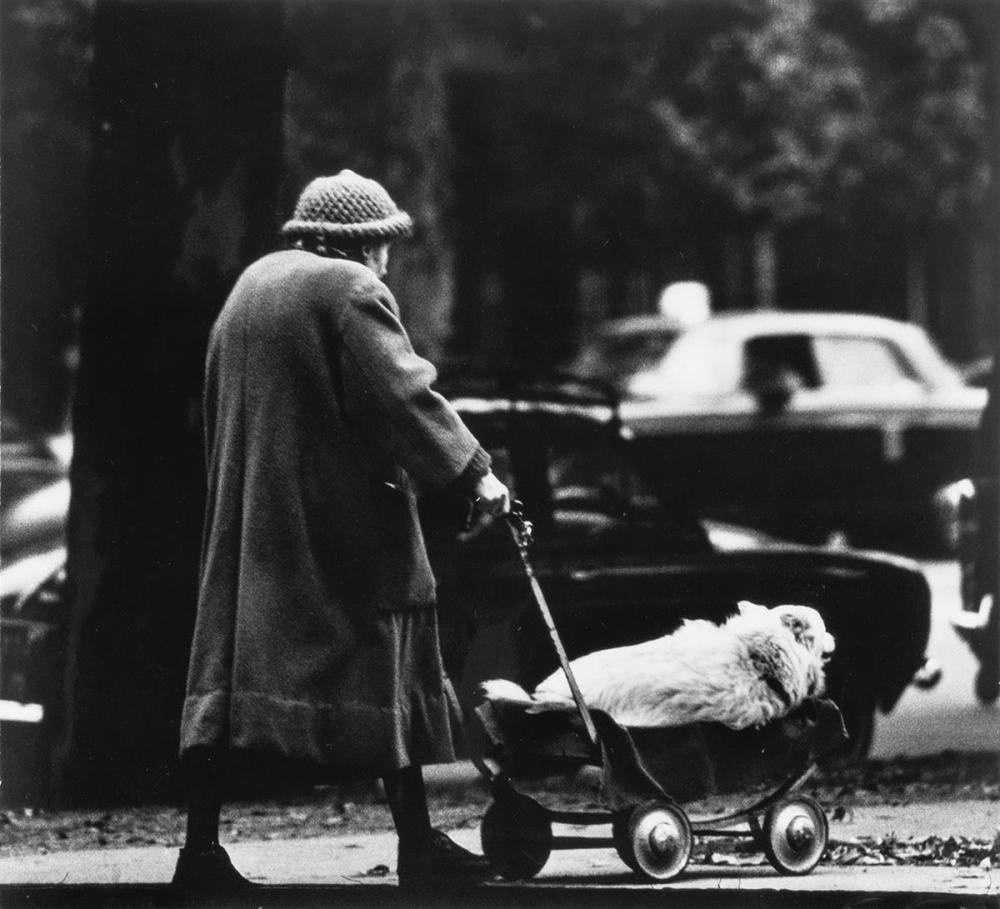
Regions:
[[1, 417, 71, 806], [0, 378, 940, 807], [946, 370, 998, 704], [957, 355, 994, 388], [572, 311, 986, 551], [427, 376, 938, 760]]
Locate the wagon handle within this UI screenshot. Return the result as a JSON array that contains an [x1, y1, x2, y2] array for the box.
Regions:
[[504, 501, 599, 750]]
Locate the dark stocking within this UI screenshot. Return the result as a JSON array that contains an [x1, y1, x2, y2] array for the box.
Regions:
[[182, 746, 225, 851], [382, 765, 432, 848]]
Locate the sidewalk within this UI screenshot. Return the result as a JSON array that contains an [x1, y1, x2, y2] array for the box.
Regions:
[[1, 794, 996, 905]]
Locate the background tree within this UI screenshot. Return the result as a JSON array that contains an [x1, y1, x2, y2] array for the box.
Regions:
[[651, 0, 988, 315], [848, 4, 989, 325], [283, 2, 455, 361], [1, 0, 91, 432], [55, 0, 287, 805]]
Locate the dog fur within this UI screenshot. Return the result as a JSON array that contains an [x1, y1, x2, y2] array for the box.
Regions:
[[480, 601, 835, 730]]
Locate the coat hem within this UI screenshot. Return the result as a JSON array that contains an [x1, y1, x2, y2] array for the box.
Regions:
[[180, 689, 456, 771]]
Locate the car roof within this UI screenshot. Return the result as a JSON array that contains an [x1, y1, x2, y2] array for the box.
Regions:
[[601, 310, 925, 339], [691, 310, 925, 338], [595, 314, 687, 337]]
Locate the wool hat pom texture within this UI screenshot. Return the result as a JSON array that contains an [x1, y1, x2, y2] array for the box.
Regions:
[[282, 170, 413, 241]]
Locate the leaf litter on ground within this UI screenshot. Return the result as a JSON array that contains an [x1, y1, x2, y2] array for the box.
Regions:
[[1, 749, 996, 863]]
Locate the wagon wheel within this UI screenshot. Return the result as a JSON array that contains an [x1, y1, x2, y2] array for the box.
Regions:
[[611, 812, 640, 872], [480, 793, 552, 880], [760, 795, 828, 875], [617, 800, 692, 881]]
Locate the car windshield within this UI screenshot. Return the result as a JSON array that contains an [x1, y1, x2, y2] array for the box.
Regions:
[[574, 328, 679, 391], [478, 429, 709, 548]]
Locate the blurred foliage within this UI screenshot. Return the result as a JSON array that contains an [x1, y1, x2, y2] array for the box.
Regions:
[[1, 0, 92, 430], [2, 0, 994, 410], [650, 0, 989, 232]]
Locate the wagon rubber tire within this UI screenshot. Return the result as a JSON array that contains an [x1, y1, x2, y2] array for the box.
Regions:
[[480, 793, 552, 880], [617, 800, 692, 881], [760, 795, 828, 875], [611, 812, 640, 873]]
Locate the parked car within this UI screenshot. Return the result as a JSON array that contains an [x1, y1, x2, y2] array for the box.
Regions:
[[426, 376, 937, 760], [958, 355, 994, 388], [572, 311, 986, 551], [1, 418, 70, 806], [0, 379, 938, 807], [947, 370, 999, 704]]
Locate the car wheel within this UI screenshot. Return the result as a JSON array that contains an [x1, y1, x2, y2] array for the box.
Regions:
[[835, 690, 876, 761], [974, 598, 999, 705], [975, 660, 999, 704]]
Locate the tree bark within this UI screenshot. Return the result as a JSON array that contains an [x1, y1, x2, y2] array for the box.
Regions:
[[55, 0, 287, 806], [283, 2, 455, 361], [383, 5, 455, 362], [905, 240, 929, 328], [752, 224, 778, 310], [0, 0, 91, 432]]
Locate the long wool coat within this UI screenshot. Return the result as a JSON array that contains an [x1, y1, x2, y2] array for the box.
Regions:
[[179, 249, 490, 774]]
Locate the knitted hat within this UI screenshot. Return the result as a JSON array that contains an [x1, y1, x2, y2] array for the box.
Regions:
[[281, 170, 413, 241]]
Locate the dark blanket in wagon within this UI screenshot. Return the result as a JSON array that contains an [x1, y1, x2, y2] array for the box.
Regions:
[[474, 695, 848, 811]]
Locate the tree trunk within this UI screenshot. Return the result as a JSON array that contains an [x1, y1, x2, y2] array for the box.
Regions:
[[722, 232, 745, 311], [752, 224, 777, 310], [905, 240, 929, 327], [283, 3, 456, 361], [383, 5, 455, 362], [55, 0, 287, 806]]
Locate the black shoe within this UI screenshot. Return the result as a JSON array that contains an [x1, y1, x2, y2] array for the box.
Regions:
[[397, 829, 495, 885], [171, 843, 260, 897]]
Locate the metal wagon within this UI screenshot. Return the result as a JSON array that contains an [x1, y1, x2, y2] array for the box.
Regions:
[[470, 505, 848, 882]]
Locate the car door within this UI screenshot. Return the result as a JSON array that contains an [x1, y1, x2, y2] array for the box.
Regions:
[[767, 332, 929, 539], [626, 326, 967, 546]]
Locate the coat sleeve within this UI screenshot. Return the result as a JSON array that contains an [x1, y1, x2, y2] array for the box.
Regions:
[[336, 273, 490, 490]]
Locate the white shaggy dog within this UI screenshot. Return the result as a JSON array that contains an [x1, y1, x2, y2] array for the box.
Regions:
[[481, 601, 835, 730]]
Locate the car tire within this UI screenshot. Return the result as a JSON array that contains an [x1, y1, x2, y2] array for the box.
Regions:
[[975, 665, 999, 704], [973, 597, 999, 705], [835, 690, 876, 761]]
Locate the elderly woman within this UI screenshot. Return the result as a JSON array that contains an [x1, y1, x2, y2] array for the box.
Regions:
[[172, 171, 509, 894]]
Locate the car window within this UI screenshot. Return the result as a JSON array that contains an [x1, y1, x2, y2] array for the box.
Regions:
[[813, 335, 919, 388], [741, 335, 820, 392], [649, 328, 739, 395], [483, 438, 656, 516], [549, 442, 658, 516]]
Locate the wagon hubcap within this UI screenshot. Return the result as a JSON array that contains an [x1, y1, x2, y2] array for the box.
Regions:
[[785, 814, 816, 853], [649, 820, 681, 856]]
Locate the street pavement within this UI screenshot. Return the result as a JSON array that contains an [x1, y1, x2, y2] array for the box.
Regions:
[[1, 790, 996, 907], [3, 560, 997, 907]]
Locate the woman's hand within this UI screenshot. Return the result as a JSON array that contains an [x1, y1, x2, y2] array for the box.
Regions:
[[472, 471, 511, 516]]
